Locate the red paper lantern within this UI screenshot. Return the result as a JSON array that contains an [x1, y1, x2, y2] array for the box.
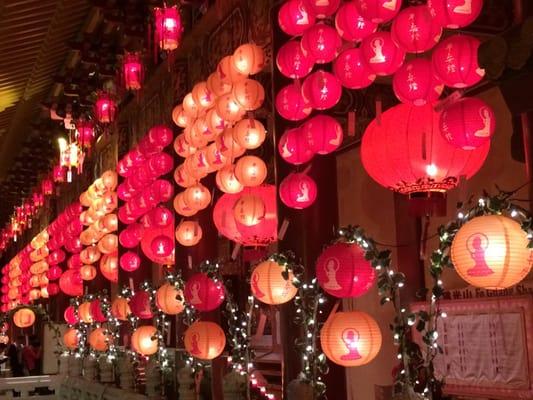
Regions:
[[53, 165, 66, 183], [278, 0, 316, 37], [64, 305, 78, 324], [439, 97, 495, 150], [302, 70, 342, 110], [304, 0, 340, 18], [361, 103, 490, 195], [174, 192, 198, 217], [333, 48, 376, 90], [427, 0, 483, 29], [76, 120, 96, 149], [120, 251, 141, 272], [431, 35, 484, 89], [301, 24, 342, 64], [123, 52, 144, 91], [59, 269, 83, 297], [184, 183, 211, 210], [276, 40, 314, 79], [355, 0, 401, 23], [275, 83, 312, 121], [47, 283, 59, 296], [280, 173, 318, 209], [150, 235, 174, 258], [184, 273, 225, 312], [94, 92, 117, 124], [130, 290, 153, 319], [392, 58, 444, 106], [316, 243, 376, 298], [335, 2, 377, 42], [391, 6, 442, 54], [154, 5, 183, 52], [47, 265, 62, 281], [361, 32, 405, 76], [302, 114, 343, 154], [90, 299, 107, 323], [278, 127, 314, 165]]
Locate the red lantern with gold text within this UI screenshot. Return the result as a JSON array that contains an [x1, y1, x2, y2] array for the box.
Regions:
[[391, 6, 442, 54], [427, 0, 483, 29], [393, 58, 444, 106], [302, 70, 342, 110], [123, 52, 144, 91], [131, 325, 158, 356], [355, 0, 401, 23], [184, 273, 225, 312], [184, 321, 226, 360], [278, 0, 316, 37], [275, 83, 312, 121], [361, 31, 405, 76], [276, 40, 314, 79], [333, 48, 376, 90], [300, 24, 342, 64], [335, 1, 376, 42], [94, 92, 117, 125], [154, 5, 182, 52], [156, 283, 185, 315], [250, 260, 298, 305], [279, 173, 317, 209]]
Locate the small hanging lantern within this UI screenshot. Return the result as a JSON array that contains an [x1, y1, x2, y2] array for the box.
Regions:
[[53, 165, 66, 183], [154, 5, 183, 52], [76, 120, 95, 149], [41, 179, 53, 196], [122, 52, 144, 91], [94, 92, 117, 125]]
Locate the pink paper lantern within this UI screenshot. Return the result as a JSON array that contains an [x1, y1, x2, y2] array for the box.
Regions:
[[335, 1, 377, 42], [130, 290, 153, 319], [47, 265, 63, 281], [184, 273, 225, 312], [301, 24, 342, 64], [150, 235, 174, 258], [276, 40, 314, 79], [64, 305, 78, 324], [147, 206, 174, 229], [333, 48, 376, 90], [439, 97, 495, 150], [427, 0, 483, 29], [278, 0, 316, 37], [392, 58, 444, 106], [59, 269, 83, 297], [391, 6, 442, 54], [304, 0, 340, 18], [301, 70, 342, 110], [316, 242, 376, 298], [275, 83, 312, 121], [355, 0, 401, 23], [361, 31, 405, 76], [280, 173, 317, 209], [120, 252, 141, 272], [278, 127, 314, 165], [431, 34, 485, 89], [301, 114, 343, 154]]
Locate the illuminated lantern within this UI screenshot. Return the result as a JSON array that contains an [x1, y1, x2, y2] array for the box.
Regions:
[[42, 179, 53, 195], [320, 311, 382, 367], [215, 127, 244, 160], [233, 194, 265, 226], [427, 0, 483, 29], [48, 283, 60, 296], [148, 206, 174, 229], [183, 152, 209, 179], [361, 32, 405, 76], [207, 72, 232, 98], [156, 283, 185, 315], [148, 125, 173, 149], [131, 326, 159, 356], [278, 127, 314, 165], [174, 135, 196, 159], [111, 297, 131, 321], [392, 58, 444, 106], [301, 24, 342, 64], [206, 108, 229, 137], [76, 120, 95, 149], [130, 290, 153, 319], [250, 260, 298, 305], [120, 252, 141, 273], [234, 156, 268, 187], [13, 308, 35, 328], [216, 93, 246, 122], [233, 43, 265, 75], [184, 183, 211, 210], [440, 97, 495, 150], [172, 105, 190, 128], [192, 118, 217, 143], [154, 5, 182, 51], [316, 243, 376, 298], [431, 35, 484, 89], [103, 214, 118, 232], [302, 114, 343, 154], [335, 2, 376, 42], [78, 302, 93, 324], [80, 265, 97, 281], [80, 246, 101, 265], [0, 335, 8, 345], [333, 48, 376, 90], [232, 79, 265, 111], [59, 269, 83, 297], [192, 81, 215, 111], [301, 70, 342, 110], [89, 328, 110, 352], [175, 220, 202, 247], [94, 92, 117, 124], [275, 83, 312, 121], [216, 165, 243, 194], [304, 0, 340, 18], [100, 253, 118, 283], [150, 235, 174, 258], [206, 143, 230, 171], [451, 215, 532, 289], [354, 0, 401, 23], [184, 273, 225, 312], [173, 193, 198, 217], [361, 103, 489, 195], [64, 305, 78, 324], [63, 328, 79, 350], [233, 119, 266, 150], [123, 52, 144, 91], [391, 6, 442, 54], [53, 165, 66, 183], [182, 93, 200, 119], [276, 40, 314, 79], [279, 173, 318, 209], [278, 0, 316, 37], [90, 299, 107, 323], [184, 321, 226, 360], [98, 234, 118, 255], [218, 55, 248, 85]]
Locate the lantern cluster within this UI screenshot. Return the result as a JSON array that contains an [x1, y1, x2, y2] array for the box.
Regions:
[[1, 253, 30, 311], [116, 125, 175, 265]]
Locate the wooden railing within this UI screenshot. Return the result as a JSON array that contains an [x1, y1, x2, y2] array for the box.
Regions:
[[0, 375, 61, 400]]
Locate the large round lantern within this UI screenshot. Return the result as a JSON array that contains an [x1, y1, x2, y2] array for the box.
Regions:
[[13, 308, 35, 328], [232, 79, 265, 111], [150, 235, 174, 258], [217, 55, 248, 85], [184, 183, 211, 211], [301, 70, 342, 110], [207, 72, 232, 97], [431, 35, 485, 89], [361, 103, 490, 195], [316, 243, 376, 298], [233, 43, 265, 75], [120, 251, 141, 272], [392, 58, 444, 106], [156, 283, 184, 315], [175, 220, 203, 247], [355, 0, 401, 23], [427, 0, 483, 29], [216, 93, 246, 122], [251, 260, 298, 305], [89, 328, 110, 352], [301, 24, 342, 64], [59, 269, 83, 297], [174, 192, 198, 217], [111, 297, 131, 321], [233, 119, 266, 150], [278, 128, 314, 165], [451, 215, 532, 289], [361, 32, 405, 76], [335, 2, 376, 42], [276, 40, 314, 79], [391, 6, 442, 53], [302, 114, 343, 154], [320, 311, 382, 367], [154, 5, 183, 51], [439, 97, 495, 150], [234, 156, 267, 187], [279, 173, 318, 209], [184, 273, 225, 312], [94, 92, 117, 124], [275, 83, 312, 121], [304, 0, 340, 18], [63, 328, 79, 350], [216, 165, 244, 194], [333, 48, 376, 90], [184, 321, 226, 360], [130, 290, 153, 319], [78, 302, 93, 324], [233, 194, 265, 226], [278, 0, 316, 37], [131, 325, 159, 356]]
